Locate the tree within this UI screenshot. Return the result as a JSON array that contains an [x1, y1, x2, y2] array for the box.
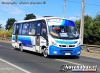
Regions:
[[24, 14, 36, 20], [91, 14, 100, 45], [75, 15, 93, 44], [5, 18, 16, 30], [74, 19, 81, 32], [75, 14, 100, 45], [83, 15, 93, 44]]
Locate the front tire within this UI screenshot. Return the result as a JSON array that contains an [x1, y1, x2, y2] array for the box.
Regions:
[[19, 44, 23, 52], [43, 48, 48, 58]]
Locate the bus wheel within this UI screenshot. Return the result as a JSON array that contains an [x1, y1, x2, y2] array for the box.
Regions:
[[19, 44, 23, 52], [43, 48, 48, 58]]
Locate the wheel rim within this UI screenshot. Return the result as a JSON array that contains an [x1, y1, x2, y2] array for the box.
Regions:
[[20, 46, 23, 52], [43, 49, 48, 57]]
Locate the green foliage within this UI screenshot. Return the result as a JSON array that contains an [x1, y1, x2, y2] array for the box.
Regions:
[[6, 29, 12, 37], [24, 13, 36, 20], [0, 29, 12, 38], [5, 18, 16, 30], [74, 19, 81, 32], [75, 14, 100, 45], [0, 30, 7, 38]]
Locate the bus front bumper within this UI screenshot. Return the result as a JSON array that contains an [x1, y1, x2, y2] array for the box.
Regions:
[[48, 45, 82, 56]]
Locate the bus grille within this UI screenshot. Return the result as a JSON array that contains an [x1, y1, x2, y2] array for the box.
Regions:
[[59, 45, 75, 47], [60, 50, 73, 53]]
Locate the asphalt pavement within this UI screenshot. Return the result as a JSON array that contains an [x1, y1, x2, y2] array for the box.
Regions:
[[0, 41, 99, 73]]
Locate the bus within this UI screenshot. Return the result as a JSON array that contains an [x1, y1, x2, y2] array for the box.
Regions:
[[12, 16, 82, 58]]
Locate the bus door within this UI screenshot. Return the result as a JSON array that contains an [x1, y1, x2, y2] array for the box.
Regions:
[[15, 24, 20, 42], [40, 22, 47, 47], [35, 20, 47, 53], [35, 22, 41, 53]]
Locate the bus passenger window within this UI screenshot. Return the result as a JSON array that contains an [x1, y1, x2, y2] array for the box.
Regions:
[[22, 23, 29, 35], [13, 24, 16, 34], [29, 22, 36, 35], [41, 23, 47, 37], [15, 24, 20, 34], [19, 23, 22, 35], [37, 23, 41, 35]]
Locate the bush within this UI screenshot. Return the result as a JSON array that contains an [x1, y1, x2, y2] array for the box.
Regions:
[[0, 30, 7, 38], [0, 29, 12, 38], [6, 29, 12, 37]]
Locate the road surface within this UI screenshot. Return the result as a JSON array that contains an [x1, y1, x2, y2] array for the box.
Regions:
[[0, 41, 99, 73]]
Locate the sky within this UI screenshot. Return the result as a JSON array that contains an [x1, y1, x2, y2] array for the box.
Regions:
[[0, 0, 100, 28]]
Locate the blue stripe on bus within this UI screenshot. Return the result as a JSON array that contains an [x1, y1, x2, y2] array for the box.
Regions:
[[18, 36, 32, 45], [55, 40, 77, 44], [12, 35, 32, 47], [61, 20, 76, 27]]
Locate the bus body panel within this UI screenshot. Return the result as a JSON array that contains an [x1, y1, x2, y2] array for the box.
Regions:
[[12, 35, 47, 53], [12, 35, 36, 52]]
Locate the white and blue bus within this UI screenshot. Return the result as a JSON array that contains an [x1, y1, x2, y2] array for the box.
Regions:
[[12, 16, 81, 58]]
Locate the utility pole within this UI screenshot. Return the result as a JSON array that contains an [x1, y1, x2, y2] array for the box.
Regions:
[[63, 0, 66, 18], [80, 0, 85, 45]]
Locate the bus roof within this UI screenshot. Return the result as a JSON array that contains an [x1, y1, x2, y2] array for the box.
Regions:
[[14, 16, 73, 24]]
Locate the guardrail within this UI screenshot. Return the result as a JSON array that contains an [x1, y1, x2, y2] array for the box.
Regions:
[[0, 37, 100, 54], [81, 44, 100, 54], [0, 37, 11, 41]]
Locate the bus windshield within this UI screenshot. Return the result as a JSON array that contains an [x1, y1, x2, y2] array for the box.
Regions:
[[48, 19, 79, 39]]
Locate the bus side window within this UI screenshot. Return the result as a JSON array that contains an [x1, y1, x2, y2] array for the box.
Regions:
[[13, 24, 19, 35], [22, 23, 29, 35], [41, 22, 47, 38], [36, 23, 41, 35], [15, 24, 20, 35], [13, 24, 16, 35], [29, 22, 36, 35], [19, 23, 22, 35]]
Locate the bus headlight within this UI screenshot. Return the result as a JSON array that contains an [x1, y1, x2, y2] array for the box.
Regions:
[[51, 41, 57, 46], [76, 42, 80, 47]]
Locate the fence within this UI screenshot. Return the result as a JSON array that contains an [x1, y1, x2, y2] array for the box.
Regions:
[[0, 37, 11, 42], [81, 44, 100, 54]]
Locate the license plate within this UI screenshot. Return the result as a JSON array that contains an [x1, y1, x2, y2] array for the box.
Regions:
[[65, 53, 70, 55]]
